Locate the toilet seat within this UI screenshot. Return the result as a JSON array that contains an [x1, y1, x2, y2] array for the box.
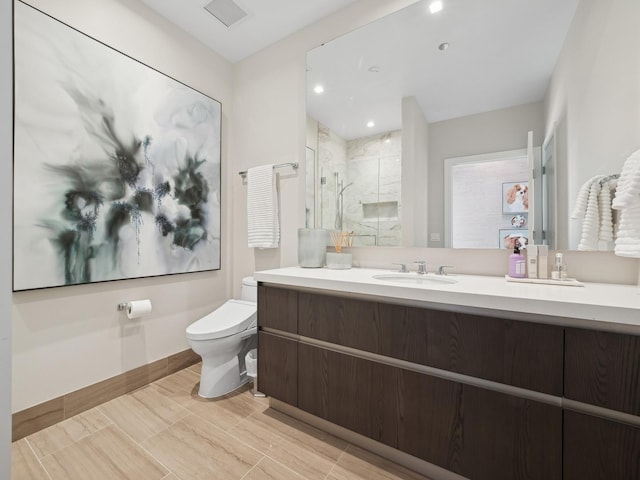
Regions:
[[186, 300, 257, 341]]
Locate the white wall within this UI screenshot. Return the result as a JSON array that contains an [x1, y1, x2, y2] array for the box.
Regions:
[[402, 96, 429, 247], [1, 0, 12, 473], [12, 0, 234, 412], [545, 0, 640, 249], [230, 0, 422, 297], [428, 102, 545, 247]]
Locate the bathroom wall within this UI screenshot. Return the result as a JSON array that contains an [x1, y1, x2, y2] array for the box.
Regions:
[[402, 96, 430, 247], [12, 0, 234, 412], [1, 0, 12, 472], [545, 0, 640, 249], [231, 0, 423, 294]]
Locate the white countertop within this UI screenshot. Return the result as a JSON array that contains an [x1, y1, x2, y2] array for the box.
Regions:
[[254, 267, 640, 333]]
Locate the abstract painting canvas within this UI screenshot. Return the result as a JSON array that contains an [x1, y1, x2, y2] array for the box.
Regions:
[[13, 2, 221, 291]]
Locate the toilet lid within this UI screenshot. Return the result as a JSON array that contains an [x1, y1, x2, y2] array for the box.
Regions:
[[186, 300, 257, 341]]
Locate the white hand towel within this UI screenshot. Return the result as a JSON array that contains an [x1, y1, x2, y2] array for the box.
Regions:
[[572, 175, 602, 219], [247, 165, 280, 248], [614, 205, 640, 257]]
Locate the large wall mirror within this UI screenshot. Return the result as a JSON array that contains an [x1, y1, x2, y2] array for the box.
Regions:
[[305, 0, 640, 250]]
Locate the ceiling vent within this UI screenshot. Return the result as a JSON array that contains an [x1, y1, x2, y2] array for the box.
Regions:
[[204, 0, 248, 28]]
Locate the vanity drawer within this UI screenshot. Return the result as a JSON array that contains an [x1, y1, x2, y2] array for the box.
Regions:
[[298, 343, 561, 480], [298, 291, 563, 395], [564, 410, 640, 480], [565, 328, 640, 415], [389, 304, 564, 396], [298, 292, 379, 350], [258, 284, 298, 333]]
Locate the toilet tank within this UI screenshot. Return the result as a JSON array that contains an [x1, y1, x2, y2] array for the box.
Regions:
[[240, 276, 257, 303]]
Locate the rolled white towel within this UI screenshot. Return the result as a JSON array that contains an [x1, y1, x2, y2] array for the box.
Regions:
[[572, 175, 603, 219], [578, 179, 602, 251], [598, 180, 614, 243], [612, 150, 640, 210], [614, 204, 640, 258]]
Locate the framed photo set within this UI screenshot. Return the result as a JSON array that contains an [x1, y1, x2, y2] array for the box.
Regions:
[[499, 229, 529, 250], [502, 181, 529, 213]]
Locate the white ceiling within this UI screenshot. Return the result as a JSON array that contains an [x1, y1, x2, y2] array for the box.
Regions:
[[140, 0, 358, 63], [306, 0, 581, 139], [141, 0, 580, 141]]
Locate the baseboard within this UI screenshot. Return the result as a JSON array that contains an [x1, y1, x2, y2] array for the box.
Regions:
[[12, 348, 200, 441]]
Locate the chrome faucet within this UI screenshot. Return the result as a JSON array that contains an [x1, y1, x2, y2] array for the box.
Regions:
[[437, 265, 454, 275], [414, 261, 427, 275], [392, 263, 409, 273]]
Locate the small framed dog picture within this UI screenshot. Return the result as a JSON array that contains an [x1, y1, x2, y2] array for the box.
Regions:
[[502, 181, 529, 213], [500, 229, 529, 249]]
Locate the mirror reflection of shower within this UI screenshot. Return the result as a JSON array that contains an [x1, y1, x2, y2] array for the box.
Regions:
[[311, 122, 402, 246], [334, 172, 353, 230]]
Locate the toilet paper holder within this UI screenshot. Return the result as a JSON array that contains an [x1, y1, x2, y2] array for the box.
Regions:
[[117, 300, 153, 319]]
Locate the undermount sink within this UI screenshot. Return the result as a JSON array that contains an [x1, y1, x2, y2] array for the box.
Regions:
[[372, 273, 458, 285]]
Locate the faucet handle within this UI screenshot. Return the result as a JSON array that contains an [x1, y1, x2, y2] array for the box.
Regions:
[[392, 263, 409, 273], [437, 265, 454, 275], [413, 261, 427, 274]]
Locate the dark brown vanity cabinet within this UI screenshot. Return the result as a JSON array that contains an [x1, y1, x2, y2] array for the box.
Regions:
[[257, 284, 638, 480]]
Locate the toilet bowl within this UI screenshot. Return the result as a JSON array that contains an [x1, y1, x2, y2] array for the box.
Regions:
[[186, 277, 258, 398]]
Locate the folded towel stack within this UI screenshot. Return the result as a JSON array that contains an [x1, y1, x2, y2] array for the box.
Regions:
[[612, 149, 640, 257], [247, 165, 280, 248]]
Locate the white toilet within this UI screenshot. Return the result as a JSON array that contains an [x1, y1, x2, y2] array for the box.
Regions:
[[186, 277, 258, 398]]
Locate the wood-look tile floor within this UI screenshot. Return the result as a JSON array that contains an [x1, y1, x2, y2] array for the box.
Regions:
[[12, 364, 432, 480]]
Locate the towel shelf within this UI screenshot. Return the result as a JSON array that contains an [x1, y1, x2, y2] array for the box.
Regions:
[[239, 162, 299, 178]]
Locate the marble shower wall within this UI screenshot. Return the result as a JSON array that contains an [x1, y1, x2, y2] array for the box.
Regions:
[[317, 124, 347, 229], [317, 123, 402, 246]]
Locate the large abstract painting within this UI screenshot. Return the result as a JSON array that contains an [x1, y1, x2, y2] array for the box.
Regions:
[[13, 2, 222, 291]]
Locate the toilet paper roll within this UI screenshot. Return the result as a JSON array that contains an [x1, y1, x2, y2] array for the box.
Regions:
[[126, 299, 152, 319]]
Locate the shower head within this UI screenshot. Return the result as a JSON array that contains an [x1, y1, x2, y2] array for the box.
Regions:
[[339, 182, 354, 195]]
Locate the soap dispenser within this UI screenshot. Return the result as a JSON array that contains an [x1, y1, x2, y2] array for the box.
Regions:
[[508, 245, 526, 278]]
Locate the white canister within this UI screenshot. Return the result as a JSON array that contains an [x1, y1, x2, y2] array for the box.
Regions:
[[326, 252, 352, 270], [298, 228, 328, 268]]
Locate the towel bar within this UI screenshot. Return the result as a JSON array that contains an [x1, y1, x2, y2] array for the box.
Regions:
[[238, 162, 298, 178]]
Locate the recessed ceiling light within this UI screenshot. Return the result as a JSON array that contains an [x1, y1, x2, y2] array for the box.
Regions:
[[313, 85, 324, 94], [438, 42, 450, 51], [367, 121, 375, 128], [429, 1, 443, 14]]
